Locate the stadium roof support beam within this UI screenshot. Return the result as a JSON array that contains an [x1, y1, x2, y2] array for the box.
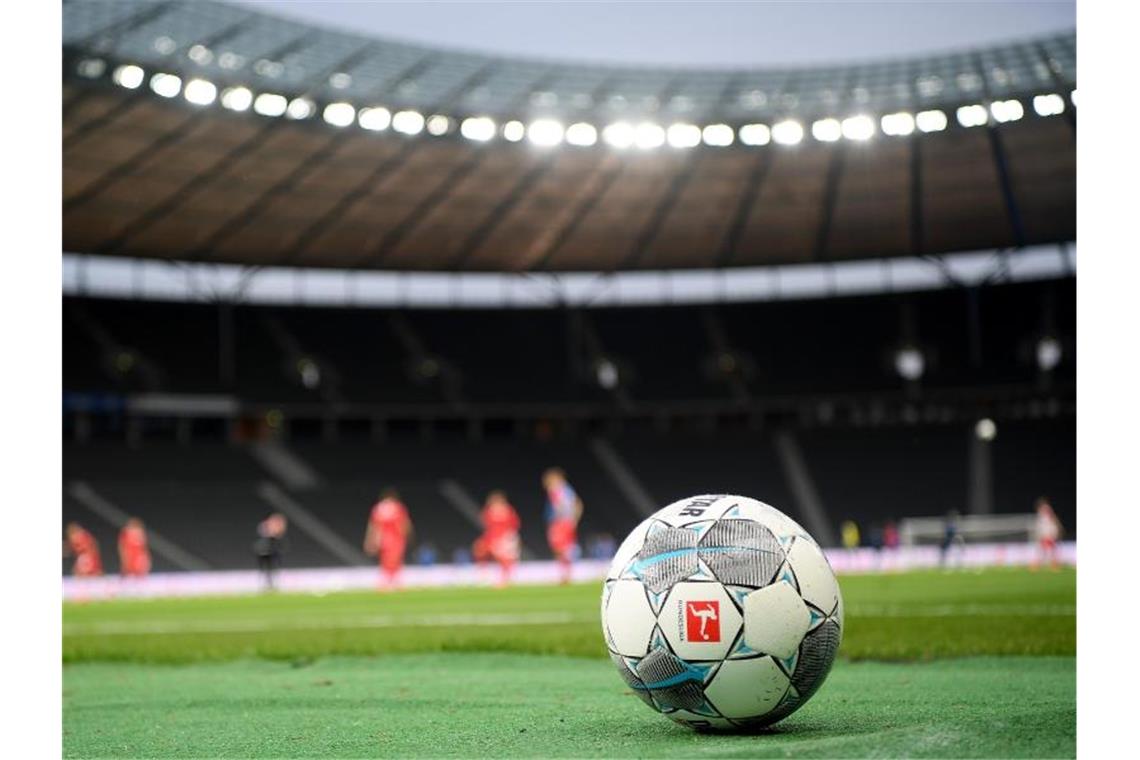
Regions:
[[717, 153, 771, 266], [972, 53, 1026, 249], [1033, 41, 1077, 133], [813, 143, 847, 261], [366, 151, 489, 267], [72, 0, 180, 49], [909, 135, 925, 256], [449, 157, 557, 269], [619, 151, 704, 270], [527, 155, 625, 271], [278, 145, 425, 265]]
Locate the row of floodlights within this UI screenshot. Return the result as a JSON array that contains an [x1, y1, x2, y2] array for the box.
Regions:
[[106, 62, 1073, 149]]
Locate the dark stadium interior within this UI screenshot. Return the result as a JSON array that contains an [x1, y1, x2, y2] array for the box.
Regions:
[[62, 276, 1075, 571]]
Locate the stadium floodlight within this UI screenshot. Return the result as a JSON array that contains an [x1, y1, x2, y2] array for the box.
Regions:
[[461, 116, 496, 142], [634, 122, 666, 149], [1037, 336, 1063, 371], [77, 58, 106, 79], [188, 44, 213, 65], [149, 73, 182, 98], [112, 64, 145, 89], [1033, 94, 1066, 117], [426, 114, 451, 135], [894, 345, 925, 381], [183, 78, 217, 106], [739, 123, 771, 146], [880, 111, 916, 136], [975, 418, 997, 442], [956, 104, 989, 127], [565, 122, 598, 146], [841, 114, 875, 141], [358, 106, 391, 131], [916, 109, 948, 132], [1070, 89, 1077, 106], [322, 101, 355, 127], [253, 92, 287, 117], [811, 118, 841, 142], [989, 99, 1024, 123], [287, 97, 315, 120], [602, 121, 636, 149], [772, 119, 804, 145], [502, 120, 525, 142], [702, 123, 734, 147], [392, 110, 425, 135], [220, 86, 252, 112], [666, 123, 701, 148], [595, 358, 619, 390], [527, 118, 564, 146]]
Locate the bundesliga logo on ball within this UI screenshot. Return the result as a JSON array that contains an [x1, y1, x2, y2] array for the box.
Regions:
[[601, 494, 843, 731]]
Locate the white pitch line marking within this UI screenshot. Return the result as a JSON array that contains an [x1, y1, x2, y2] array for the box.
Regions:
[[64, 611, 589, 636]]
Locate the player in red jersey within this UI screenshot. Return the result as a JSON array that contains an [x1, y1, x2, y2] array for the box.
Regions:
[[477, 490, 522, 587], [118, 517, 152, 578], [1032, 497, 1064, 571], [364, 488, 413, 590], [64, 522, 103, 578], [543, 468, 583, 585]]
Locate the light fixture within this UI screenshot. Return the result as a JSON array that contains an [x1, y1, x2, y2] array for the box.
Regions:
[[666, 123, 701, 148], [880, 111, 916, 136], [1033, 94, 1065, 117], [426, 114, 451, 135], [565, 122, 598, 146], [392, 110, 425, 135], [253, 92, 287, 117], [322, 102, 355, 127], [812, 118, 841, 142], [527, 118, 564, 146], [916, 109, 948, 132], [975, 418, 997, 442], [702, 123, 734, 147], [739, 123, 771, 146], [76, 58, 106, 79], [182, 78, 217, 106], [634, 122, 666, 149], [595, 358, 619, 390], [149, 73, 182, 98], [989, 99, 1024, 123], [220, 86, 252, 112], [112, 64, 144, 89], [772, 119, 804, 145], [286, 97, 315, 120], [460, 116, 496, 142], [894, 345, 925, 381], [602, 121, 635, 149], [358, 106, 391, 131], [841, 114, 875, 141], [502, 120, 525, 142], [956, 104, 989, 127], [1036, 336, 1063, 371]]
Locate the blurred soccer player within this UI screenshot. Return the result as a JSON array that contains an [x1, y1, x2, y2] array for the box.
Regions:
[[543, 468, 582, 584], [1032, 497, 1063, 571], [254, 513, 288, 591], [365, 488, 413, 590], [118, 517, 151, 578], [940, 510, 963, 568], [64, 522, 102, 577], [479, 490, 521, 587]]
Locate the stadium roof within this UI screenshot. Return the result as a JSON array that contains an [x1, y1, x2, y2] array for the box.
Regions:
[[62, 1, 1076, 272]]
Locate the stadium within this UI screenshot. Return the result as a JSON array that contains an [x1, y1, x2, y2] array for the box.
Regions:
[[61, 1, 1076, 757]]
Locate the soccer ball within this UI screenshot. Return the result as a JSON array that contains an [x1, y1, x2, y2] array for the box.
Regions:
[[601, 494, 843, 731]]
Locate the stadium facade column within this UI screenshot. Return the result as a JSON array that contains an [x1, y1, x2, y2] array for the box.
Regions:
[[968, 429, 994, 514]]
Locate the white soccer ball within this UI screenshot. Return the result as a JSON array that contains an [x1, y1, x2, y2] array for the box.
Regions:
[[601, 494, 843, 731]]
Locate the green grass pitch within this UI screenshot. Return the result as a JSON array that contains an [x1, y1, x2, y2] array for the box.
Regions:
[[63, 568, 1075, 757]]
